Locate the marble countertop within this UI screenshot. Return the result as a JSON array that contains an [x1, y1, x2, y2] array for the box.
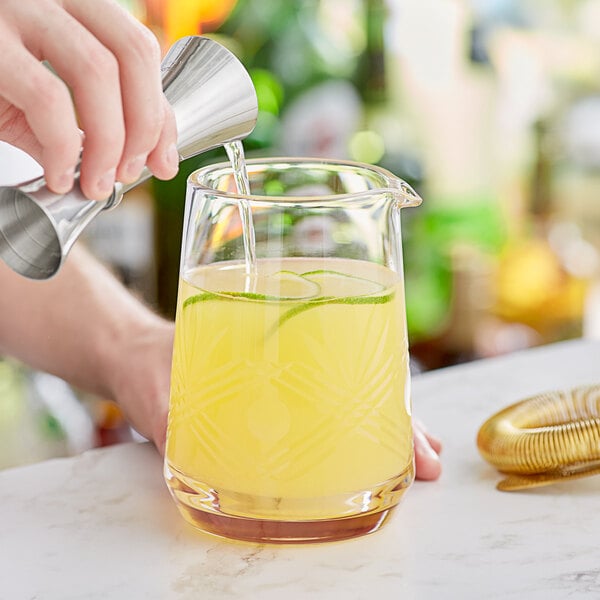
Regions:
[[2, 339, 600, 599]]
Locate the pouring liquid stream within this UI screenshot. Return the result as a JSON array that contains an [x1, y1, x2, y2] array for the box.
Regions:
[[224, 140, 257, 292]]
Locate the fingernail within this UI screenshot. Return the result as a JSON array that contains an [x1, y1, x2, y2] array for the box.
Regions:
[[166, 143, 179, 170], [417, 440, 440, 461], [96, 168, 116, 198], [414, 430, 440, 460], [124, 154, 146, 182], [55, 167, 75, 193]]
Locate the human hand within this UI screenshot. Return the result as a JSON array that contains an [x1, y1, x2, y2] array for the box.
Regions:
[[107, 320, 174, 456], [0, 0, 178, 200]]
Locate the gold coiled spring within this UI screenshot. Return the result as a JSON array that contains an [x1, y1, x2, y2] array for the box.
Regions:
[[477, 384, 600, 491]]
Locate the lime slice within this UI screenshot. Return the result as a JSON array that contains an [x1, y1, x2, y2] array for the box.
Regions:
[[272, 270, 394, 333], [275, 292, 394, 331], [183, 291, 221, 309], [183, 270, 321, 307], [301, 269, 385, 298], [221, 270, 321, 301], [259, 270, 321, 300]]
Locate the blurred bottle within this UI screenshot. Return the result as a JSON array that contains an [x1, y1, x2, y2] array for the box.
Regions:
[[410, 244, 496, 369], [352, 0, 423, 185], [143, 1, 241, 316], [0, 359, 96, 469], [493, 119, 597, 344], [439, 245, 494, 364], [246, 0, 366, 158]]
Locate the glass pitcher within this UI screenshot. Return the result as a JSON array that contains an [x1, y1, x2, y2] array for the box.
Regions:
[[164, 157, 423, 544]]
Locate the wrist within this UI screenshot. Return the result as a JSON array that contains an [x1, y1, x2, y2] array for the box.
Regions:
[[99, 314, 174, 452]]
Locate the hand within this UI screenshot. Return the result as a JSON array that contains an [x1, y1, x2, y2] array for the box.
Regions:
[[0, 0, 178, 200], [108, 320, 174, 457]]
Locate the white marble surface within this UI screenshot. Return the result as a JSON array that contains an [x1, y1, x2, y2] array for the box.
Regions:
[[2, 339, 600, 599]]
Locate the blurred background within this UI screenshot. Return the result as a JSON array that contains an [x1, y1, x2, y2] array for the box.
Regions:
[[2, 0, 600, 466]]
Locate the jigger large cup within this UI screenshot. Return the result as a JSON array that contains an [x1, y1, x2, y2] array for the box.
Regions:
[[0, 36, 258, 280]]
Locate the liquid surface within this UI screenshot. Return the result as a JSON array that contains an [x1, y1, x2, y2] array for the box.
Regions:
[[166, 257, 413, 519]]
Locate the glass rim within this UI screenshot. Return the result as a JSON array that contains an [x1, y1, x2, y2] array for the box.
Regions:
[[187, 156, 421, 207]]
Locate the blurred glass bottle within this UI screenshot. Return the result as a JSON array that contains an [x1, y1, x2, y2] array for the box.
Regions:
[[0, 358, 96, 469], [494, 118, 596, 344], [352, 0, 422, 183], [145, 0, 242, 316]]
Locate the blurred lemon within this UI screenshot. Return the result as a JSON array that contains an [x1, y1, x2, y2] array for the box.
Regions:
[[495, 238, 587, 332]]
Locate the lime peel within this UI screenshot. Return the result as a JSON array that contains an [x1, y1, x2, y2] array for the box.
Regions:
[[182, 270, 393, 330], [183, 270, 322, 307], [183, 292, 222, 309], [183, 289, 315, 307], [218, 291, 314, 302], [275, 291, 395, 332]]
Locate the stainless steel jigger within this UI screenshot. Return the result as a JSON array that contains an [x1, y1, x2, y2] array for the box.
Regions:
[[0, 36, 258, 279]]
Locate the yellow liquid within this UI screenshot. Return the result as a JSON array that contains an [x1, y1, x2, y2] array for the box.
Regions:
[[165, 257, 413, 541]]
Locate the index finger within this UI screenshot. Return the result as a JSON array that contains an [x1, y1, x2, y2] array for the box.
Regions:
[[0, 34, 81, 193], [65, 0, 169, 184]]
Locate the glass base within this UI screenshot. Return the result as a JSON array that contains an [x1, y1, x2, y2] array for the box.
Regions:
[[165, 462, 413, 544]]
